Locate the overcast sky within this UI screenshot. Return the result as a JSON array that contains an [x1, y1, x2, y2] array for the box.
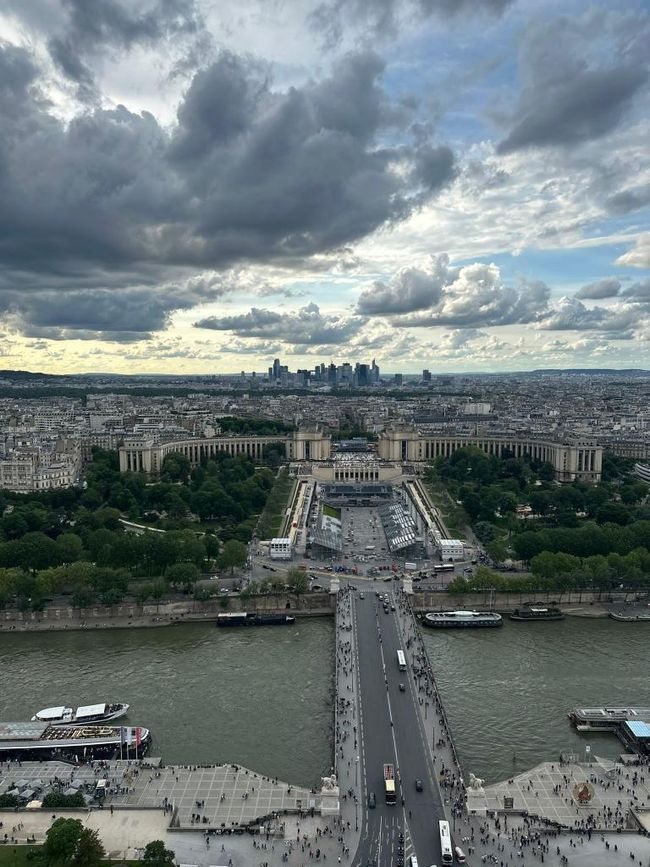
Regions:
[[1, 0, 649, 374]]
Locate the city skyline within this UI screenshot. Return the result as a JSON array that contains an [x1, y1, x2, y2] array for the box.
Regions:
[[0, 0, 649, 374]]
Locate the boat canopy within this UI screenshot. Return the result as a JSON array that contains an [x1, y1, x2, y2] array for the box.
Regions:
[[36, 706, 68, 720], [76, 703, 107, 717]]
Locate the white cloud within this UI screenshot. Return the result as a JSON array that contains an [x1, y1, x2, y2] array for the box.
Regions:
[[616, 234, 650, 269]]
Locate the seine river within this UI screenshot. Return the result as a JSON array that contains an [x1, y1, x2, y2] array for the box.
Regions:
[[0, 619, 334, 788], [424, 617, 650, 783], [1, 616, 648, 787]]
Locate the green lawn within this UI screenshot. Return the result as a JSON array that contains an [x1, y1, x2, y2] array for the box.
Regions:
[[257, 469, 294, 538], [422, 476, 469, 540], [0, 848, 137, 866], [0, 847, 39, 866]]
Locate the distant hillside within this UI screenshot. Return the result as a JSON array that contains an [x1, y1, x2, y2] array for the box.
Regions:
[[530, 368, 650, 376], [0, 369, 55, 380]]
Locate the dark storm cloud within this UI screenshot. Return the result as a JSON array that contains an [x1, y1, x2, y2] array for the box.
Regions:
[[498, 67, 648, 154], [194, 303, 365, 345], [167, 50, 454, 260], [0, 43, 455, 338], [46, 0, 204, 101], [1, 281, 230, 340], [606, 185, 650, 215], [575, 278, 621, 300], [310, 0, 513, 45], [497, 11, 650, 154]]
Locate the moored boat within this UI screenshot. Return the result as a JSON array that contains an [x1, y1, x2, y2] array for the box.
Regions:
[[422, 610, 503, 629], [31, 702, 129, 726], [609, 611, 650, 622], [0, 721, 149, 760], [568, 706, 650, 731], [216, 612, 296, 627], [510, 605, 565, 622]]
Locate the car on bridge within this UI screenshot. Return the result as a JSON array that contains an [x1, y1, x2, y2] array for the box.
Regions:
[[367, 791, 376, 808], [415, 778, 423, 791]]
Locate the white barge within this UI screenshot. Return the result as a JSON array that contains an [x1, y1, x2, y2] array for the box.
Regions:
[[422, 610, 503, 629], [568, 707, 650, 731]]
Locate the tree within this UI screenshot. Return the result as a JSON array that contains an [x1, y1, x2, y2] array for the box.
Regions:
[[142, 840, 176, 866], [161, 452, 191, 484], [42, 790, 86, 809], [16, 532, 61, 573], [44, 817, 84, 866], [165, 562, 200, 590], [73, 828, 105, 867], [286, 567, 309, 605], [218, 539, 248, 575], [55, 532, 84, 564], [485, 539, 508, 564]]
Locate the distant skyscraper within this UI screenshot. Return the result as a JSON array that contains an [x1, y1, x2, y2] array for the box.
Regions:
[[272, 358, 282, 380], [394, 373, 403, 386], [355, 363, 370, 387], [371, 358, 380, 383], [422, 369, 431, 382]]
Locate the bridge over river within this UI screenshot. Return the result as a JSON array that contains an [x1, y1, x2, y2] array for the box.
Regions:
[[336, 581, 466, 866]]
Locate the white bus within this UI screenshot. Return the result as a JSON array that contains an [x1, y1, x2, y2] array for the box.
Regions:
[[397, 649, 407, 671], [438, 820, 453, 865]]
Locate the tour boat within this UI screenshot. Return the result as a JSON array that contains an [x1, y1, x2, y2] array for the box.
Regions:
[[609, 611, 650, 622], [510, 605, 565, 622], [31, 702, 129, 726], [216, 612, 296, 627], [421, 610, 503, 629]]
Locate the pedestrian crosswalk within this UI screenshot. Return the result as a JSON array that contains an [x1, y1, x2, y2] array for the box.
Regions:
[[402, 815, 414, 860]]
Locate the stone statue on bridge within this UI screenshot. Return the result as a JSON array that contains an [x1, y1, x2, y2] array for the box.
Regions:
[[320, 773, 340, 816], [469, 772, 484, 791]]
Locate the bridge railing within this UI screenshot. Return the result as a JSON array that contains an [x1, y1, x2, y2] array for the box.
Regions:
[[401, 593, 464, 778]]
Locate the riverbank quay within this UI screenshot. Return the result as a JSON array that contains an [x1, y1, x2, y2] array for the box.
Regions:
[[410, 590, 617, 617], [0, 592, 334, 633]]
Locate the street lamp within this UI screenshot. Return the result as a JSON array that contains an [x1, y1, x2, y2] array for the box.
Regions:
[[355, 755, 359, 787], [355, 800, 358, 832]]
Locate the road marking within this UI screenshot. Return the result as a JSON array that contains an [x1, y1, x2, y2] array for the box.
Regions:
[[377, 814, 383, 865]]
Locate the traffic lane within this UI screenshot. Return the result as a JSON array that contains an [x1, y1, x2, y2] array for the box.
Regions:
[[354, 594, 404, 866], [380, 606, 444, 867]]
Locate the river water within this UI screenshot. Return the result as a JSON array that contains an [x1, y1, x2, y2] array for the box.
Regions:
[[423, 617, 650, 783], [0, 619, 334, 788], [1, 616, 648, 788]]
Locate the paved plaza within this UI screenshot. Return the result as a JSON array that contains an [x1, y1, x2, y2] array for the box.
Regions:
[[0, 759, 314, 831], [483, 758, 650, 830]]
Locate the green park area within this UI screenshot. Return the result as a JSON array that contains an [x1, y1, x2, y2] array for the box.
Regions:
[[0, 445, 290, 614], [427, 447, 650, 596], [0, 822, 174, 866], [255, 469, 295, 539], [0, 846, 138, 866]]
